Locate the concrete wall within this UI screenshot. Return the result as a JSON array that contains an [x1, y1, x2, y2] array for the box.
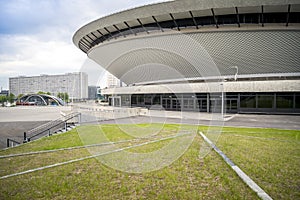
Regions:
[[101, 80, 300, 95]]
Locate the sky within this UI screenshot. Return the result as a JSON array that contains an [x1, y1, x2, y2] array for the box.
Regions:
[[0, 0, 168, 90]]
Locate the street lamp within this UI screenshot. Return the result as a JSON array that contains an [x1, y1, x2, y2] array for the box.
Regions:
[[221, 82, 224, 118], [221, 66, 238, 119], [232, 66, 238, 81]]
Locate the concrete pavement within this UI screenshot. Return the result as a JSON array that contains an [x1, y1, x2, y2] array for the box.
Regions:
[[0, 105, 299, 149]]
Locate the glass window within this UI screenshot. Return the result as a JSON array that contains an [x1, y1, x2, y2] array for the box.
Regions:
[[202, 100, 207, 109], [182, 93, 195, 98], [231, 100, 237, 109], [183, 99, 189, 109], [296, 95, 300, 109], [144, 95, 152, 105], [153, 95, 161, 105], [276, 94, 293, 109], [121, 95, 130, 107], [197, 99, 207, 110], [172, 99, 181, 110], [114, 98, 120, 107], [131, 95, 137, 105], [196, 93, 206, 99], [137, 95, 144, 105], [257, 95, 274, 108], [240, 95, 256, 108]]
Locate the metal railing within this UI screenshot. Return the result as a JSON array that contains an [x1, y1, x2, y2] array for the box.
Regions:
[[6, 138, 21, 148], [6, 112, 81, 148]]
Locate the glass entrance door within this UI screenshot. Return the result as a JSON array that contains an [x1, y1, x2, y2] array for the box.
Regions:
[[162, 98, 171, 110], [226, 99, 238, 113]]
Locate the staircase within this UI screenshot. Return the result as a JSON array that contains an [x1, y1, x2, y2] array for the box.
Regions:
[[6, 112, 81, 148]]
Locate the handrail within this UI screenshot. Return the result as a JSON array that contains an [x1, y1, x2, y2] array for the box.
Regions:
[[27, 112, 79, 135], [6, 112, 81, 148], [25, 112, 81, 141], [7, 138, 21, 148]]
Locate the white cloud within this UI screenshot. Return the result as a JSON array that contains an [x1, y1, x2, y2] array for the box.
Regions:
[[0, 0, 169, 89], [0, 35, 85, 76]]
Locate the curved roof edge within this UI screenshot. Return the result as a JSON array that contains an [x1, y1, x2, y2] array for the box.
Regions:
[[73, 0, 300, 49]]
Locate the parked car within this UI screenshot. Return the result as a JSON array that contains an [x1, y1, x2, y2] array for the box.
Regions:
[[99, 100, 109, 106]]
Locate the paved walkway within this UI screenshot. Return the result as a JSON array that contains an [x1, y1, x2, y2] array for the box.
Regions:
[[0, 106, 71, 149], [95, 114, 300, 130], [0, 106, 71, 122], [1, 105, 299, 149]]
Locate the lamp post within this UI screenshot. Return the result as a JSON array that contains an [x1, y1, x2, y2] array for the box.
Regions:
[[221, 82, 224, 119], [221, 66, 238, 119], [232, 66, 238, 81]]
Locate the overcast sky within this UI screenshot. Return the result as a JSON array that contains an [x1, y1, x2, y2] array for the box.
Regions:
[[0, 0, 167, 90]]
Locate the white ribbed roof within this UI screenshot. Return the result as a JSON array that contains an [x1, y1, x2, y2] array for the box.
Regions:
[[73, 0, 300, 49]]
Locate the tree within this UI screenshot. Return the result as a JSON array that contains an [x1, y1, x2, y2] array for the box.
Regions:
[[37, 91, 50, 95], [17, 94, 24, 99], [0, 96, 7, 106], [7, 93, 15, 104], [37, 91, 44, 94], [57, 92, 69, 102]]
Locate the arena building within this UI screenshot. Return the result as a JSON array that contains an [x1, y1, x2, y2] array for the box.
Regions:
[[73, 0, 300, 114], [17, 94, 65, 106]]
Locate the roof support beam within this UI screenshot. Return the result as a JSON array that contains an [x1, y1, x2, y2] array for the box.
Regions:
[[113, 24, 125, 38], [189, 11, 198, 29], [261, 5, 264, 27], [97, 30, 104, 37], [79, 44, 89, 53], [80, 38, 91, 47], [95, 30, 109, 43], [152, 16, 164, 32], [286, 4, 291, 27], [90, 32, 98, 40], [79, 40, 90, 49], [79, 41, 89, 49], [85, 34, 94, 42], [104, 27, 114, 39], [137, 18, 149, 34], [169, 13, 180, 31], [235, 7, 240, 27], [211, 8, 219, 28], [124, 21, 137, 36], [79, 43, 89, 52]]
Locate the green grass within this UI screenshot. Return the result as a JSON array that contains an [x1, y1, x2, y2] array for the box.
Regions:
[[0, 124, 299, 199], [201, 126, 300, 200], [0, 129, 83, 155]]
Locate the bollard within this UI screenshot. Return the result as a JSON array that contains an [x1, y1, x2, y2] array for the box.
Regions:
[[7, 138, 9, 148], [78, 113, 81, 124], [23, 132, 27, 143]]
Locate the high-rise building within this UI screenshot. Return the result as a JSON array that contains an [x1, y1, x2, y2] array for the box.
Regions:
[[9, 72, 88, 100], [88, 86, 101, 100], [106, 73, 121, 88]]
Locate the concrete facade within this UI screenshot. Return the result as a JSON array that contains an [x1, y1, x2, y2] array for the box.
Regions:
[[102, 80, 300, 95], [9, 72, 88, 100]]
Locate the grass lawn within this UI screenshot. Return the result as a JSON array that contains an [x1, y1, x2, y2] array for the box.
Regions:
[[204, 127, 300, 200], [0, 124, 299, 199]]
